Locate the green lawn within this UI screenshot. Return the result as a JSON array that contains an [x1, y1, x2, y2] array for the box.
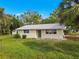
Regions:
[[0, 35, 79, 59]]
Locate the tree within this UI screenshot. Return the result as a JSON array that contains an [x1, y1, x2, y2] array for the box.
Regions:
[[22, 11, 42, 24], [42, 9, 59, 24], [59, 4, 79, 31], [0, 8, 13, 34], [9, 15, 23, 34], [0, 8, 23, 35], [60, 0, 76, 9]]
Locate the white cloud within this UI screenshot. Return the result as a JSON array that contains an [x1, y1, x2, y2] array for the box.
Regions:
[[16, 13, 23, 16]]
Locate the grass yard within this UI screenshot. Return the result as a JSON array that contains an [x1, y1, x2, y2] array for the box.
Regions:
[[0, 35, 79, 59]]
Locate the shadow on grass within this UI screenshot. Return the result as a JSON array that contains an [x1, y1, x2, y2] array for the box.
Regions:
[[23, 41, 63, 52], [22, 40, 79, 58]]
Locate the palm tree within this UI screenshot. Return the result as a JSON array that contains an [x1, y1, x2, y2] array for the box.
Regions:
[[0, 8, 12, 34]]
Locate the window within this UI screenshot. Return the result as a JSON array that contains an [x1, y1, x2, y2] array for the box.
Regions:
[[24, 30, 29, 33], [46, 29, 56, 34]]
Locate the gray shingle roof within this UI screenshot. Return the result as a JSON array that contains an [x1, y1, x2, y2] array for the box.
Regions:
[[16, 23, 65, 30]]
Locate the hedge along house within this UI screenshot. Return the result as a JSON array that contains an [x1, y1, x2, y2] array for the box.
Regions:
[[12, 23, 65, 39]]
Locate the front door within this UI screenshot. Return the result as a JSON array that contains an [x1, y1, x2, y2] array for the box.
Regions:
[[37, 30, 41, 38]]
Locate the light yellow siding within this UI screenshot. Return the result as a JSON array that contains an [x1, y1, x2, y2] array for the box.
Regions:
[[12, 29, 64, 39], [41, 29, 64, 39], [12, 30, 37, 38]]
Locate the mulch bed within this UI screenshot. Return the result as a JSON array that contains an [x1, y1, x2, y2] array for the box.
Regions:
[[64, 35, 79, 40]]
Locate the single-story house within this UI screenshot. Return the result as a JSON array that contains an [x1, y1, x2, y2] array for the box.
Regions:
[[12, 23, 66, 39]]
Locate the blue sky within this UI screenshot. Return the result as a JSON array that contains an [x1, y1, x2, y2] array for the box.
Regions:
[[0, 0, 62, 18]]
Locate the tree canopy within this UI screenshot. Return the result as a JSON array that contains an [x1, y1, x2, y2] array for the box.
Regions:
[[0, 8, 23, 34], [21, 11, 42, 25]]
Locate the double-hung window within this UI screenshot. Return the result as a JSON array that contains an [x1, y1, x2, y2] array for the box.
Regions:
[[46, 29, 56, 34], [24, 30, 29, 33]]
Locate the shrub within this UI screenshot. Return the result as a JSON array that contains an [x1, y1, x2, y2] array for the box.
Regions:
[[22, 35, 26, 39], [13, 34, 20, 38]]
